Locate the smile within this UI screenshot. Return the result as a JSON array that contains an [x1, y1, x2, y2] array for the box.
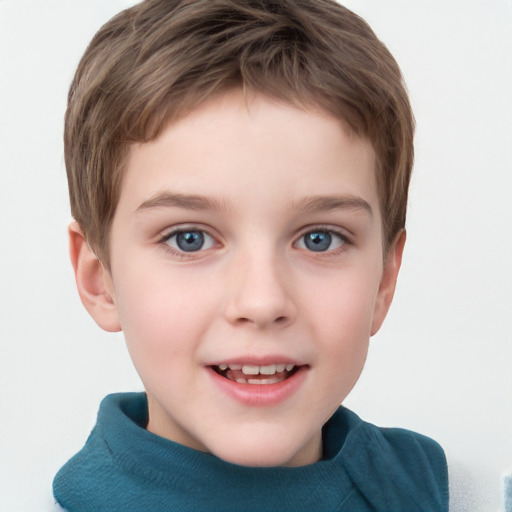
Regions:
[[212, 363, 298, 385]]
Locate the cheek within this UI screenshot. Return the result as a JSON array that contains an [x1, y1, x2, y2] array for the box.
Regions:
[[315, 281, 376, 390], [302, 268, 380, 390], [113, 276, 207, 396], [113, 264, 210, 359], [305, 268, 381, 339]]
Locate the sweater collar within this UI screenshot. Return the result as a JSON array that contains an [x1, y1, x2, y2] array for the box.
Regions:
[[98, 392, 359, 507]]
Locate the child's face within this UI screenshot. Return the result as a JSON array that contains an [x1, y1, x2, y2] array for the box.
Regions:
[[100, 89, 402, 467]]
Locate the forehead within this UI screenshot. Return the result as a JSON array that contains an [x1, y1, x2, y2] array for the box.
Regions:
[[118, 90, 379, 218]]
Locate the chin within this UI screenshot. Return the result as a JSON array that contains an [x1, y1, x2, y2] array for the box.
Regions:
[[214, 448, 296, 468], [207, 432, 320, 468]]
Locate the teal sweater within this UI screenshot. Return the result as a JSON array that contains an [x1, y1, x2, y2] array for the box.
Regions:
[[53, 393, 448, 511]]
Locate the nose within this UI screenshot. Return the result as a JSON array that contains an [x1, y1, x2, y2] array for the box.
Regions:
[[224, 251, 296, 329]]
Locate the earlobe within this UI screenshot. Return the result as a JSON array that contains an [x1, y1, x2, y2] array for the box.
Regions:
[[69, 221, 121, 332], [370, 230, 406, 336]]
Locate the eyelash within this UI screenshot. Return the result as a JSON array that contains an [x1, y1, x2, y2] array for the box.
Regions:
[[158, 227, 217, 259], [294, 226, 351, 255], [158, 225, 351, 259]]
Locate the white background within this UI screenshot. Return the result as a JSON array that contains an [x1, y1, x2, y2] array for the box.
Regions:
[[0, 1, 511, 511]]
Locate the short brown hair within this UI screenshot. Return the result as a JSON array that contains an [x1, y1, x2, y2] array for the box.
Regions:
[[66, 0, 414, 265]]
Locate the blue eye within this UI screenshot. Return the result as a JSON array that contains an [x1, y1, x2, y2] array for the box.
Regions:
[[165, 229, 215, 253], [297, 230, 346, 252]]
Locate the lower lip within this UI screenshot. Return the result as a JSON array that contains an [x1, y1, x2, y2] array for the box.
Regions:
[[207, 366, 308, 407]]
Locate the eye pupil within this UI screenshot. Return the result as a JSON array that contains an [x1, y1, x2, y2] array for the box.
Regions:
[[304, 231, 332, 252], [176, 231, 205, 252]]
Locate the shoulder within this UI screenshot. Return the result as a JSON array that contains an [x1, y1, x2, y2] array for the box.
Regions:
[[52, 421, 118, 511], [379, 424, 447, 478], [336, 408, 449, 511], [53, 393, 148, 512]]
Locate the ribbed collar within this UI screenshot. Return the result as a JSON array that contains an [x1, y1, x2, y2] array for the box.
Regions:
[[97, 393, 362, 509]]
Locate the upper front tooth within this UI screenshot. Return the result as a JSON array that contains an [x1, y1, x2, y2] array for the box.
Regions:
[[259, 364, 277, 375], [237, 364, 295, 375], [242, 365, 259, 375]]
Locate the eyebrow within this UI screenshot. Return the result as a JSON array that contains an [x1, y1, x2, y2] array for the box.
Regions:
[[136, 192, 228, 213], [136, 191, 373, 217], [293, 195, 373, 216]]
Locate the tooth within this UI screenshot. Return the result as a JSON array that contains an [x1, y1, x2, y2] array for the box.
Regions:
[[259, 364, 277, 375], [229, 364, 242, 370], [247, 376, 283, 385], [242, 365, 259, 375], [236, 378, 247, 384], [218, 364, 228, 371], [285, 364, 295, 371], [276, 364, 286, 372]]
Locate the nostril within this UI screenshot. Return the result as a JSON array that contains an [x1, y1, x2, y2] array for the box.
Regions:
[[233, 315, 288, 327]]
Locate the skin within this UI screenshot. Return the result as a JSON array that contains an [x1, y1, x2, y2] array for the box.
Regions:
[[70, 89, 405, 468]]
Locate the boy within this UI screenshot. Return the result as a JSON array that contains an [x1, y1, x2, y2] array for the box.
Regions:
[[53, 0, 448, 510]]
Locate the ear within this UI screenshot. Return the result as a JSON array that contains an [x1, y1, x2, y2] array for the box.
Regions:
[[69, 221, 121, 332], [370, 230, 406, 336]]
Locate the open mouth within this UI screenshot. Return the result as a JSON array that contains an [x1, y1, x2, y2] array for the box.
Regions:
[[210, 363, 300, 385]]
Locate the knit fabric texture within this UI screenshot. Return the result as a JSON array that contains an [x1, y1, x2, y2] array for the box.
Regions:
[[53, 393, 448, 511]]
